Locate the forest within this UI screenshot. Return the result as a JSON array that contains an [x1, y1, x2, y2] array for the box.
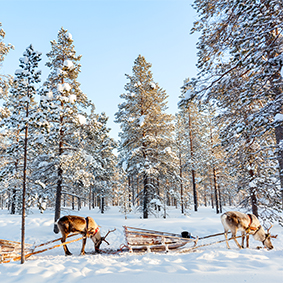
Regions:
[[0, 0, 283, 232]]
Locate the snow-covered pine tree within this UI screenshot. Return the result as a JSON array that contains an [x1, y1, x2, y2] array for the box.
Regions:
[[78, 107, 117, 213], [191, 0, 283, 213], [0, 23, 13, 209], [0, 44, 42, 263], [116, 167, 132, 218], [174, 111, 192, 213], [94, 113, 117, 213], [178, 81, 208, 212], [41, 27, 91, 231], [0, 45, 42, 216], [213, 73, 280, 221], [115, 55, 175, 218]]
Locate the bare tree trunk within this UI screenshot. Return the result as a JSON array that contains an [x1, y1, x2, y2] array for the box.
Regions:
[[21, 100, 29, 264], [89, 188, 92, 210], [101, 196, 105, 214], [218, 181, 222, 213], [275, 125, 283, 209], [72, 195, 75, 210], [179, 150, 184, 214], [53, 83, 65, 232], [143, 174, 149, 218], [188, 110, 198, 211], [11, 189, 16, 214], [213, 167, 219, 214], [92, 191, 95, 209], [204, 189, 207, 207], [78, 197, 81, 211]]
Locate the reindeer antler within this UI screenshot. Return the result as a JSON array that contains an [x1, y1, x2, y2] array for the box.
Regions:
[[270, 234, 278, 239], [265, 223, 278, 239], [267, 223, 273, 234], [102, 228, 116, 245]]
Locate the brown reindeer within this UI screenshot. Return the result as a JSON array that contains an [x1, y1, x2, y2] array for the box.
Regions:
[[221, 211, 275, 250], [55, 215, 109, 256]]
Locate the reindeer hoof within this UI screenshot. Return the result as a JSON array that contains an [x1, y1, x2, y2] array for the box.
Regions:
[[80, 252, 85, 256], [65, 252, 72, 256]]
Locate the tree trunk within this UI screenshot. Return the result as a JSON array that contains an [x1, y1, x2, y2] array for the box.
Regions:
[[53, 102, 64, 233], [274, 125, 283, 209], [101, 196, 105, 214], [89, 188, 92, 210], [213, 166, 219, 214], [143, 174, 149, 218], [11, 188, 16, 214], [92, 191, 95, 209], [188, 109, 198, 211], [78, 197, 81, 211], [179, 150, 184, 214], [72, 195, 75, 210], [192, 169, 198, 211], [21, 100, 29, 264], [218, 181, 222, 213]]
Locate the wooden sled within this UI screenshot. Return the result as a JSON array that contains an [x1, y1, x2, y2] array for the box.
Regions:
[[123, 226, 198, 252], [0, 239, 33, 262], [0, 234, 83, 263]]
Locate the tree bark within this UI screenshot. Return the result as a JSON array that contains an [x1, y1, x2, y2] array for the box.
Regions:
[[143, 174, 149, 218], [179, 150, 184, 214], [101, 196, 105, 214], [275, 125, 283, 209], [188, 109, 198, 211], [21, 99, 29, 264], [53, 101, 64, 233], [213, 166, 219, 214]]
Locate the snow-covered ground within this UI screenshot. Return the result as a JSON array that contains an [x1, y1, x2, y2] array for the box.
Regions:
[[0, 206, 282, 283]]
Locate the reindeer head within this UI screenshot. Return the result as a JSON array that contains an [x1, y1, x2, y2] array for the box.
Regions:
[[90, 228, 116, 253], [262, 224, 276, 250], [90, 230, 103, 251]]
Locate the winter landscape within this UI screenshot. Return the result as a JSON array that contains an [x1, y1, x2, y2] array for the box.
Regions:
[[1, 0, 283, 282], [0, 206, 282, 283]]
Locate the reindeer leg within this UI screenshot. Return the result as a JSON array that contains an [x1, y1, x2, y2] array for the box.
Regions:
[[224, 231, 230, 249], [232, 232, 242, 249], [80, 236, 87, 255], [246, 234, 250, 248], [228, 227, 241, 249], [241, 231, 245, 248], [61, 233, 72, 256]]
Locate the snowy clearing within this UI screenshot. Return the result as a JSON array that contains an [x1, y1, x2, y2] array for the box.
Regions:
[[0, 206, 282, 283]]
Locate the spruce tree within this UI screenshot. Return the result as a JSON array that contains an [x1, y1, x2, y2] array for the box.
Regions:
[[191, 0, 283, 217], [115, 55, 175, 218], [1, 45, 41, 263], [42, 27, 91, 231]]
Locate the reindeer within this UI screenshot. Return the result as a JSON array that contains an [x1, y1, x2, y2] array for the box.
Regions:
[[55, 215, 113, 256], [221, 211, 275, 250]]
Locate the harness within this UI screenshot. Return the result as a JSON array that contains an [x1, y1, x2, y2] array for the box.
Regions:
[[85, 217, 100, 238], [246, 214, 261, 235]]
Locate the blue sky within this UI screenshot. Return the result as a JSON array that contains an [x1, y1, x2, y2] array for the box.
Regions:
[[0, 0, 198, 140]]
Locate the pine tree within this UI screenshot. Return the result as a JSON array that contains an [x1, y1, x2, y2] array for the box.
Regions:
[[213, 73, 279, 219], [82, 109, 117, 213], [1, 44, 42, 264], [115, 55, 175, 218], [191, 0, 283, 217], [178, 81, 207, 212], [42, 27, 91, 231]]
